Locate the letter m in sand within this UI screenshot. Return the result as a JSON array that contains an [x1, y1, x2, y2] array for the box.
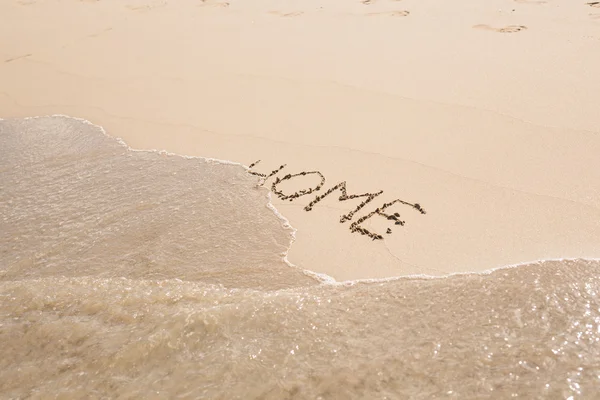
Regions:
[[304, 181, 383, 223]]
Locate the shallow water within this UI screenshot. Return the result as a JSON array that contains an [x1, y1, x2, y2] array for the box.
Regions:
[[1, 116, 599, 399]]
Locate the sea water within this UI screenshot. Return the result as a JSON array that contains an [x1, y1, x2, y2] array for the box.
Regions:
[[1, 116, 599, 399]]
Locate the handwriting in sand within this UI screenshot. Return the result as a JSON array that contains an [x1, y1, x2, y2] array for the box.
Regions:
[[248, 161, 426, 241]]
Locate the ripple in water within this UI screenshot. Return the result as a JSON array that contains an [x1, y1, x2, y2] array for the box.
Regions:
[[1, 116, 599, 399]]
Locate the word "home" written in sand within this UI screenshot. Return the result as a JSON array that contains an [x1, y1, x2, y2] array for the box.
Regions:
[[248, 161, 426, 241]]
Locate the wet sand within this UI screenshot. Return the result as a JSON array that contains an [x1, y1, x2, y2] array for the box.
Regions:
[[2, 116, 600, 399], [1, 0, 600, 280]]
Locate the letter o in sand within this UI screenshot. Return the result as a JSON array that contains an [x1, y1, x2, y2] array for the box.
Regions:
[[271, 171, 326, 201]]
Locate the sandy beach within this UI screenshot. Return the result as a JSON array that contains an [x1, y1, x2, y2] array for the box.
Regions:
[[2, 0, 600, 281], [4, 2, 600, 398]]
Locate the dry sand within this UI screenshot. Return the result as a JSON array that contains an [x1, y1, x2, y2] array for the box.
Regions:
[[1, 0, 599, 281]]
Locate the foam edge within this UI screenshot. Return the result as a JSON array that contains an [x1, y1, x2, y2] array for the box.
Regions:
[[11, 115, 598, 288], [32, 114, 336, 285]]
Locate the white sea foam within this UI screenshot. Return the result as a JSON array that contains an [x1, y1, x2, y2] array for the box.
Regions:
[[15, 114, 334, 284]]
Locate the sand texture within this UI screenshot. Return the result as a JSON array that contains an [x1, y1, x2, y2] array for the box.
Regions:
[[1, 0, 600, 281]]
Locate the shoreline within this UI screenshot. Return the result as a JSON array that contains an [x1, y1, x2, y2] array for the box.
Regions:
[[4, 114, 600, 287]]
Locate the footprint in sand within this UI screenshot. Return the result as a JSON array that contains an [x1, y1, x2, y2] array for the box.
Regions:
[[587, 2, 600, 7], [268, 11, 303, 17], [473, 24, 528, 33], [367, 10, 410, 17], [125, 1, 167, 12], [199, 0, 230, 8]]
